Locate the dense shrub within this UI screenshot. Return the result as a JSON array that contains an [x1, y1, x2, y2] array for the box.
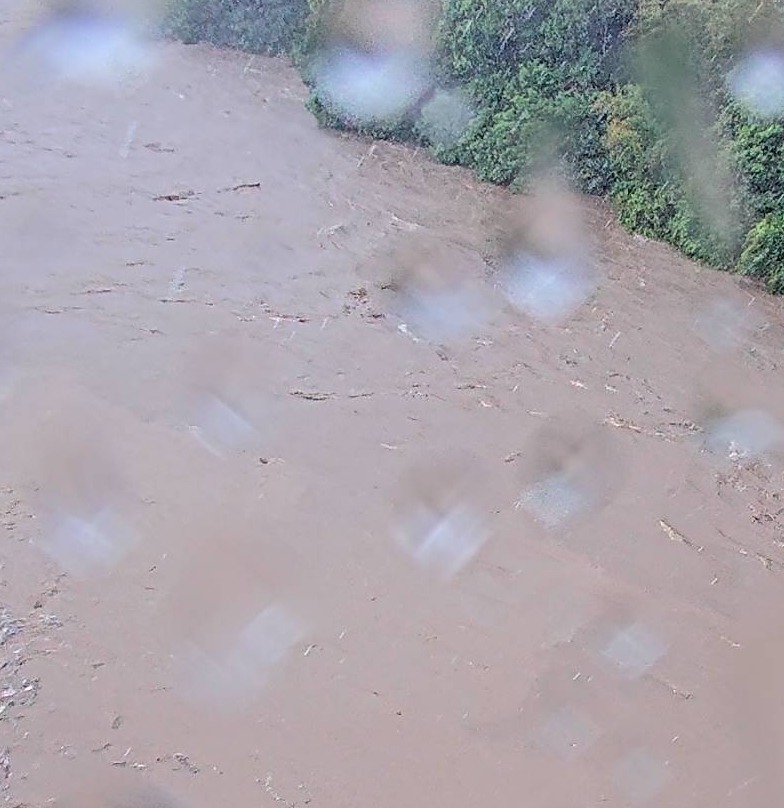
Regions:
[[601, 83, 744, 267], [161, 0, 309, 54], [727, 109, 784, 219], [448, 68, 611, 192], [433, 0, 637, 87], [430, 0, 639, 192], [739, 212, 784, 293]]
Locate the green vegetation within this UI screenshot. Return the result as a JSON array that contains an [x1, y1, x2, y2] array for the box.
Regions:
[[739, 212, 784, 293], [162, 0, 784, 292], [160, 0, 309, 54]]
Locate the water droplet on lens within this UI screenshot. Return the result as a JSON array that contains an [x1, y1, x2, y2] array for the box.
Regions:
[[41, 506, 136, 577], [729, 49, 784, 118], [694, 298, 753, 351], [16, 9, 155, 87], [517, 471, 593, 529], [704, 409, 784, 461], [502, 254, 596, 325], [314, 47, 430, 123], [179, 602, 306, 706], [396, 501, 488, 580], [538, 705, 600, 761], [417, 88, 475, 149], [187, 394, 258, 458], [613, 749, 670, 805], [602, 622, 666, 680], [403, 287, 489, 343]]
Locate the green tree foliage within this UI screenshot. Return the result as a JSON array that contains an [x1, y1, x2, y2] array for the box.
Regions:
[[727, 110, 784, 218], [431, 0, 638, 191], [433, 0, 636, 85], [600, 83, 742, 266]]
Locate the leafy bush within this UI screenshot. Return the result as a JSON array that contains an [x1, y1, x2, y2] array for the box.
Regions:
[[305, 91, 419, 142], [727, 108, 784, 219], [601, 84, 730, 265], [739, 212, 784, 293], [449, 65, 610, 192], [161, 0, 309, 54], [429, 0, 639, 191], [601, 80, 748, 267], [433, 0, 638, 88]]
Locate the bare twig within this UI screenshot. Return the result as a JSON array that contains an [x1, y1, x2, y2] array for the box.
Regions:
[[153, 190, 195, 202], [289, 390, 335, 401], [658, 519, 702, 552], [219, 182, 262, 192]]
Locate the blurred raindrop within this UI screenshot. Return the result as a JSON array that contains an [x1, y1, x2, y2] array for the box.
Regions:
[[395, 500, 488, 580], [313, 47, 430, 123], [693, 297, 754, 351], [186, 393, 259, 458], [393, 456, 491, 579], [497, 180, 597, 325], [383, 238, 493, 343], [180, 335, 277, 459], [613, 749, 671, 805], [26, 400, 139, 578], [41, 505, 137, 577], [517, 470, 593, 530], [0, 367, 15, 405], [729, 49, 784, 119], [12, 5, 156, 88], [537, 705, 600, 761], [310, 0, 436, 125], [704, 409, 784, 461], [515, 418, 623, 530], [417, 88, 475, 150], [400, 285, 490, 343], [502, 254, 597, 326], [178, 602, 306, 706], [601, 622, 666, 680]]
